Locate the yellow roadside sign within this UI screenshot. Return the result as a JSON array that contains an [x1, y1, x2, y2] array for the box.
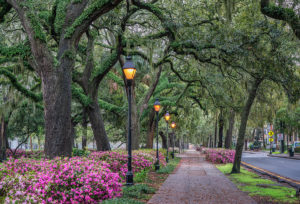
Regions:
[[268, 131, 274, 137], [269, 138, 274, 142]]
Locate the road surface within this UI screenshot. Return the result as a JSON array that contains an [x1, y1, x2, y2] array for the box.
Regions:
[[242, 152, 300, 181]]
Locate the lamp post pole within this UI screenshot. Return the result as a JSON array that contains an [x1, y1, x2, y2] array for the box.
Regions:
[[171, 122, 176, 159], [155, 111, 160, 170], [122, 56, 136, 186], [164, 112, 170, 163], [154, 99, 161, 171], [172, 129, 175, 158], [166, 120, 169, 163], [126, 81, 133, 185]]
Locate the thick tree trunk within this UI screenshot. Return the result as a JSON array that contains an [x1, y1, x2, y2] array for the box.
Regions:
[[214, 112, 218, 148], [225, 109, 235, 149], [262, 126, 266, 148], [0, 117, 7, 162], [43, 72, 72, 158], [159, 131, 167, 149], [146, 110, 156, 148], [87, 97, 110, 151], [232, 78, 262, 173], [218, 110, 224, 148]]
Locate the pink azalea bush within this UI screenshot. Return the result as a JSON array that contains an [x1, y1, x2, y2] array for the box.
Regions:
[[88, 150, 165, 179], [204, 148, 235, 164], [0, 149, 166, 203], [0, 157, 122, 203]]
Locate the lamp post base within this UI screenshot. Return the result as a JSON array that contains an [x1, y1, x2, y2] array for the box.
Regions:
[[126, 171, 134, 186], [171, 152, 174, 159], [166, 156, 169, 163], [155, 161, 160, 171]]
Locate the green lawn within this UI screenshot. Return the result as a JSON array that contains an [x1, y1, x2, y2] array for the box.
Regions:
[[216, 164, 299, 203], [272, 150, 288, 154]]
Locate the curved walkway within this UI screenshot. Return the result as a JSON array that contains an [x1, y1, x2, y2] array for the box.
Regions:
[[148, 150, 256, 204]]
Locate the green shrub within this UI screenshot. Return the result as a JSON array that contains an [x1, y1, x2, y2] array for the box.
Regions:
[[294, 147, 300, 153], [102, 198, 143, 204], [72, 148, 90, 157], [122, 184, 155, 199], [134, 169, 149, 183], [157, 157, 180, 174]]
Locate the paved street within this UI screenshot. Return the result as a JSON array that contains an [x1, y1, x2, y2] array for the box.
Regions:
[[242, 152, 300, 181]]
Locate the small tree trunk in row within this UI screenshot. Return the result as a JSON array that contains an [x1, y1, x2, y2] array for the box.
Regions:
[[225, 109, 235, 149], [131, 89, 140, 150], [87, 97, 110, 151], [218, 109, 224, 148], [232, 78, 263, 173], [159, 131, 167, 149], [146, 110, 156, 148], [214, 112, 218, 148]]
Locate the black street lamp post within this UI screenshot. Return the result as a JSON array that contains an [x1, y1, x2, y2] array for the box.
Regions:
[[171, 122, 176, 159], [154, 99, 161, 171], [164, 112, 170, 163], [123, 56, 136, 186]]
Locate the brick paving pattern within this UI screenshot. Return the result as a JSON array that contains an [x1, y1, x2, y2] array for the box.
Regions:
[[148, 150, 257, 204]]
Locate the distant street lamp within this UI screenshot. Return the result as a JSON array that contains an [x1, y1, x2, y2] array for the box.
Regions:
[[164, 112, 170, 163], [170, 122, 176, 159], [123, 56, 136, 186], [154, 99, 161, 171]]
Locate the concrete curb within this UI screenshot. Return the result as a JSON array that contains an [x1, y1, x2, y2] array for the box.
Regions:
[[241, 161, 300, 190], [268, 154, 300, 160]]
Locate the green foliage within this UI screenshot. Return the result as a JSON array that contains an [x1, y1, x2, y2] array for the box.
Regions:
[[61, 49, 75, 60], [217, 164, 298, 203], [122, 184, 155, 199], [134, 169, 149, 183], [27, 12, 47, 42], [72, 148, 90, 157], [54, 0, 70, 34], [0, 44, 30, 58], [102, 198, 143, 204], [0, 0, 12, 23], [295, 147, 300, 153], [64, 0, 110, 38], [92, 51, 118, 79], [156, 157, 180, 174], [0, 67, 43, 102], [71, 85, 92, 107], [107, 71, 123, 87], [262, 4, 299, 24], [99, 99, 124, 113]]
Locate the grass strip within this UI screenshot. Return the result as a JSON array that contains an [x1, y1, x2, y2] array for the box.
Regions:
[[216, 163, 299, 203]]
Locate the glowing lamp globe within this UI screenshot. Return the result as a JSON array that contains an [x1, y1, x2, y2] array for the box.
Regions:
[[153, 99, 161, 112], [164, 111, 170, 121], [122, 56, 136, 80], [171, 122, 176, 129]]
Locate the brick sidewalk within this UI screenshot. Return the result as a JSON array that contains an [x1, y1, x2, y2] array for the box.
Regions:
[[148, 150, 256, 204]]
